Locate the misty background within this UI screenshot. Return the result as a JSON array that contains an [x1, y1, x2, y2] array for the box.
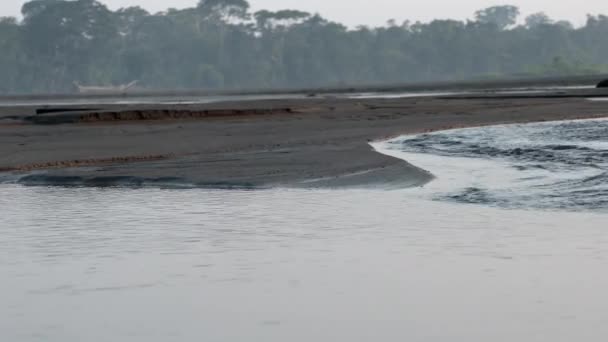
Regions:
[[2, 0, 607, 28], [0, 0, 607, 93]]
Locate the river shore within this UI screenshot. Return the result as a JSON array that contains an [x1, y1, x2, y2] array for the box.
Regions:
[[1, 84, 607, 188]]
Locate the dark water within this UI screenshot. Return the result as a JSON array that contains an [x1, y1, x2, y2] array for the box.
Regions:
[[384, 118, 608, 210]]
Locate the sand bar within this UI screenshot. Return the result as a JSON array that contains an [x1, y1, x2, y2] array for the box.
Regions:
[[1, 85, 608, 188]]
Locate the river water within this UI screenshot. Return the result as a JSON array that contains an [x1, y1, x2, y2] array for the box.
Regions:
[[380, 118, 608, 210], [2, 119, 608, 341]]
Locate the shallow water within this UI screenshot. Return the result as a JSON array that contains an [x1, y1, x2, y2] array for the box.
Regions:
[[381, 118, 608, 210], [0, 94, 305, 108], [2, 185, 608, 342], [0, 84, 596, 109], [3, 119, 608, 341], [347, 85, 596, 99], [347, 91, 461, 99]]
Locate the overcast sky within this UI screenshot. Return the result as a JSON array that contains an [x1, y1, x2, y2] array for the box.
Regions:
[[2, 0, 607, 27]]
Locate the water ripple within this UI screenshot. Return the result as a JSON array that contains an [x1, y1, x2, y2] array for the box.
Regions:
[[385, 118, 608, 210]]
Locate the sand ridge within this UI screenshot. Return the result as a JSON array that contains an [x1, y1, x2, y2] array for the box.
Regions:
[[1, 88, 607, 188]]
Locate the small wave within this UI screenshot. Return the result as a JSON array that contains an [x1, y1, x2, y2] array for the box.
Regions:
[[386, 118, 608, 211], [444, 187, 499, 205]]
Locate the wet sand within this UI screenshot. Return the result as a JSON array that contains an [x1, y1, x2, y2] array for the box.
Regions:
[[1, 87, 608, 188]]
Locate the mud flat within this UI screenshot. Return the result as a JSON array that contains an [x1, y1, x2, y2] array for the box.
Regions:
[[1, 85, 608, 188]]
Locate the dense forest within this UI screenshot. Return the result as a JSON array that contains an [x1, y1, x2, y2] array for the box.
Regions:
[[1, 0, 608, 94]]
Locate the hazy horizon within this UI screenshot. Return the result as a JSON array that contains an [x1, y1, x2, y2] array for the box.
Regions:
[[3, 0, 608, 93], [1, 0, 607, 27]]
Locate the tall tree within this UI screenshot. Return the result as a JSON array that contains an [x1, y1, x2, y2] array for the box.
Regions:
[[525, 12, 552, 28], [21, 0, 118, 90], [2, 1, 608, 94], [475, 5, 520, 30]]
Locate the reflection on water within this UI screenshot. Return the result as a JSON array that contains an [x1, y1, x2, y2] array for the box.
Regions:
[[2, 185, 608, 342], [347, 91, 460, 99], [0, 84, 597, 109]]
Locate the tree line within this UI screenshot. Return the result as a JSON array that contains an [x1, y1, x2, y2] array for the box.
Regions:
[[0, 0, 607, 94]]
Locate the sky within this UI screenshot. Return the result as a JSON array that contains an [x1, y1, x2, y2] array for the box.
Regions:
[[2, 0, 607, 27]]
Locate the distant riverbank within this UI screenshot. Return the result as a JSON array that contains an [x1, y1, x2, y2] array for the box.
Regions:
[[1, 73, 606, 104]]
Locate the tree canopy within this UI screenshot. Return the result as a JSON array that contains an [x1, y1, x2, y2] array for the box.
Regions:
[[474, 5, 520, 30], [0, 1, 607, 93]]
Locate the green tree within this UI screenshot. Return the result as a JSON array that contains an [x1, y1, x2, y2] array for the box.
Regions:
[[525, 12, 552, 28], [475, 5, 520, 30], [2, 1, 608, 94], [0, 17, 23, 92], [21, 0, 118, 91]]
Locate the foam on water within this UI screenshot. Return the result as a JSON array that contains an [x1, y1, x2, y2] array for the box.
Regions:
[[376, 118, 608, 210]]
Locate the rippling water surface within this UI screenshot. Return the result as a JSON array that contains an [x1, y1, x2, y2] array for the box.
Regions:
[[2, 184, 608, 342], [3, 119, 608, 342], [382, 118, 608, 210]]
